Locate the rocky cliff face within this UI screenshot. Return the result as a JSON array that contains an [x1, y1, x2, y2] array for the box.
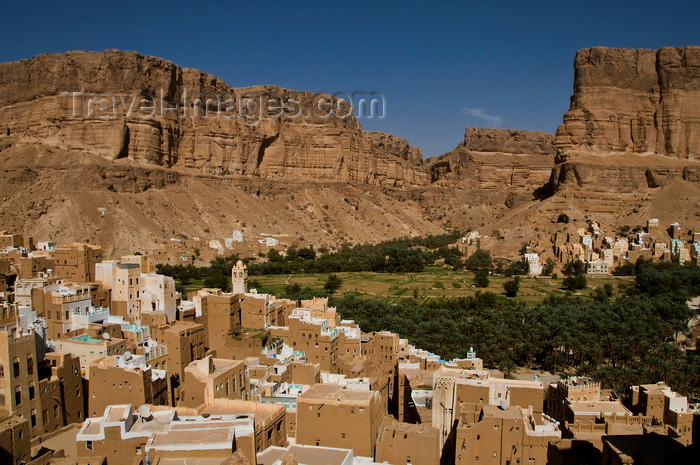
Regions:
[[0, 50, 428, 187], [556, 46, 700, 158], [2, 47, 699, 255], [428, 127, 555, 206], [552, 47, 700, 195]]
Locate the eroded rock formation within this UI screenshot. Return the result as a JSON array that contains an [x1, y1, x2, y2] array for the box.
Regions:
[[0, 50, 428, 187], [427, 127, 556, 205], [552, 46, 700, 195], [2, 47, 699, 255]]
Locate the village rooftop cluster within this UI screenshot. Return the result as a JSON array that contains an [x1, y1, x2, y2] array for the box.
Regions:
[[0, 232, 698, 465]]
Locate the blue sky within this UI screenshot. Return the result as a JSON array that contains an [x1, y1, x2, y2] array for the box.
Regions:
[[1, 1, 698, 158]]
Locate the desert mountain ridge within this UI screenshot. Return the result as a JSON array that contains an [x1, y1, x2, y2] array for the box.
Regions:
[[0, 47, 699, 257]]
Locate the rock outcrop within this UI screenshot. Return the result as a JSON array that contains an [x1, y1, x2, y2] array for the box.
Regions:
[[428, 127, 555, 206], [555, 46, 700, 158], [2, 46, 699, 255], [552, 47, 700, 197], [0, 50, 428, 187], [463, 127, 555, 156]]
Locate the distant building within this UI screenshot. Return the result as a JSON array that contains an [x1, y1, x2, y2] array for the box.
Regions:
[[88, 354, 168, 418], [296, 384, 385, 458], [524, 253, 543, 275], [647, 218, 659, 235], [455, 404, 560, 465], [232, 260, 248, 294], [54, 333, 127, 376], [547, 377, 600, 423], [627, 382, 694, 444], [150, 320, 206, 379], [586, 260, 609, 275], [0, 305, 85, 438], [53, 243, 103, 283], [179, 355, 250, 408], [76, 404, 258, 465], [432, 365, 544, 446], [375, 418, 441, 465]]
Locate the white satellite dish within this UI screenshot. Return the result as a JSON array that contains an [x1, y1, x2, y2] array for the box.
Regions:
[[124, 351, 132, 359], [138, 405, 152, 421], [102, 332, 111, 340]]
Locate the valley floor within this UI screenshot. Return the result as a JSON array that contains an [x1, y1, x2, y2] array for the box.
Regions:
[[183, 266, 634, 306]]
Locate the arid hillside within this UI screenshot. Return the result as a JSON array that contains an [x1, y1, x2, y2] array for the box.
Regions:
[[1, 47, 699, 257]]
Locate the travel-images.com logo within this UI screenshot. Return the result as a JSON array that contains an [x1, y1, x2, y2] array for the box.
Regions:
[[60, 87, 386, 125]]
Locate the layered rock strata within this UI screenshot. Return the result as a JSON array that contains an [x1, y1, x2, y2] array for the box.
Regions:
[[0, 50, 428, 187], [428, 127, 556, 205], [552, 46, 700, 194]]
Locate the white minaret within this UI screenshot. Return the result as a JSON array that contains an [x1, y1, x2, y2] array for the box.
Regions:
[[231, 260, 248, 294]]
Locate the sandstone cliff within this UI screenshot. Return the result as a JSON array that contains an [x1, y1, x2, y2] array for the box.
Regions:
[[2, 47, 699, 256], [428, 127, 555, 206], [555, 46, 700, 158], [0, 50, 428, 187], [552, 47, 700, 195]]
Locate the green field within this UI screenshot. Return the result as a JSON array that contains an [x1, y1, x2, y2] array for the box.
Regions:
[[244, 265, 633, 305]]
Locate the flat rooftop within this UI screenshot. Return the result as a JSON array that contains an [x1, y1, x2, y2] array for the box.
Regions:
[[160, 321, 204, 333], [105, 405, 130, 422], [298, 384, 375, 405], [69, 334, 102, 344], [482, 405, 523, 420], [147, 427, 234, 450], [79, 404, 254, 443], [257, 444, 352, 465], [568, 401, 631, 416]]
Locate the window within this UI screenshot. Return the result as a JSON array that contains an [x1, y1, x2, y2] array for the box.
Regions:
[[341, 433, 346, 438], [0, 365, 4, 378], [13, 358, 20, 377], [29, 382, 35, 400], [27, 357, 34, 375], [86, 441, 93, 450], [15, 387, 21, 406], [136, 447, 142, 454], [31, 410, 36, 428]]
